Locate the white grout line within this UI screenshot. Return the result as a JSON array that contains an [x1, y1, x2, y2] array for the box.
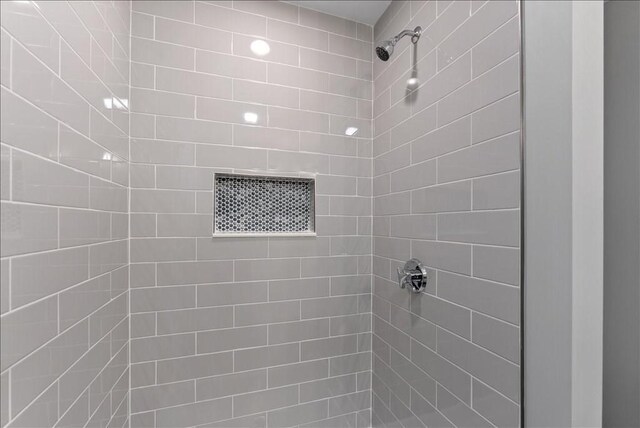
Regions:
[[128, 3, 134, 424]]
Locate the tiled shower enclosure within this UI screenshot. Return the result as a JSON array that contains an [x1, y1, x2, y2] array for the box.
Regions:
[[0, 1, 521, 427]]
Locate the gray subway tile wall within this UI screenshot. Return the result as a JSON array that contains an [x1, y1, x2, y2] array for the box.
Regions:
[[371, 1, 521, 427], [0, 1, 524, 427], [128, 1, 373, 427], [0, 1, 131, 428]]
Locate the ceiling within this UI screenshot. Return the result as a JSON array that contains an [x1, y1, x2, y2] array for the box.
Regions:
[[288, 1, 392, 25]]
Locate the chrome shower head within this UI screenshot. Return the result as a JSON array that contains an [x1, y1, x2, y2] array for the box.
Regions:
[[376, 40, 394, 61], [375, 26, 422, 62]]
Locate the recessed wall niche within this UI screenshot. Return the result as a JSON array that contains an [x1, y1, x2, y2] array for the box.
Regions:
[[213, 173, 316, 237]]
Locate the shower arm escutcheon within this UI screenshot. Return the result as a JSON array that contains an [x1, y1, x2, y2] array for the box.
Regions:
[[397, 258, 428, 293]]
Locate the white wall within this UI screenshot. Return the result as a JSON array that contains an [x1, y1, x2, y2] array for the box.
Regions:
[[524, 1, 604, 426]]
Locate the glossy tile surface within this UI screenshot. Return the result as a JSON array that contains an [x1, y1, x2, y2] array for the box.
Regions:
[[128, 1, 373, 426], [371, 1, 521, 427], [0, 1, 130, 426], [1, 2, 523, 427]]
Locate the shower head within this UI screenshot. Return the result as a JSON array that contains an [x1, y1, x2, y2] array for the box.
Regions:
[[376, 40, 394, 61], [375, 26, 422, 61]]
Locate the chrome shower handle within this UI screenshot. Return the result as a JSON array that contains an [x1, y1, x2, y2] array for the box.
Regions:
[[396, 258, 428, 293]]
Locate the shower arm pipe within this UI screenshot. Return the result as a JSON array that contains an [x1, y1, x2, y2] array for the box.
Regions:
[[391, 28, 421, 45]]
